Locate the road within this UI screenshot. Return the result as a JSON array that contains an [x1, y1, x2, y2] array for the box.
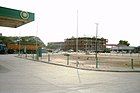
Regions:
[[0, 54, 140, 93]]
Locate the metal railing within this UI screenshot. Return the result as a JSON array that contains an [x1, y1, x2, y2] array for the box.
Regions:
[[20, 52, 140, 70]]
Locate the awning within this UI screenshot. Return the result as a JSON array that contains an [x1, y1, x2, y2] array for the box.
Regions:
[[0, 6, 34, 28]]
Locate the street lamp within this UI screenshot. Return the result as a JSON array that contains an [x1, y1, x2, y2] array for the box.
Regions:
[[36, 19, 39, 60], [76, 10, 79, 67], [84, 35, 88, 54], [95, 23, 98, 68], [17, 37, 21, 56]]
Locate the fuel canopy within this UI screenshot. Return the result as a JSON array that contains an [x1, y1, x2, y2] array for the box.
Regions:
[[0, 6, 34, 28]]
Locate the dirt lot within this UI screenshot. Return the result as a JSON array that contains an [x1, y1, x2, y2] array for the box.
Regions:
[[40, 52, 140, 69]]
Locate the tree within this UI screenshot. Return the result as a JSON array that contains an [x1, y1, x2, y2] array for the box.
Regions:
[[0, 36, 13, 45], [118, 40, 130, 46]]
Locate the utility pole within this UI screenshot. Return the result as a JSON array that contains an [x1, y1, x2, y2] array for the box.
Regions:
[[36, 20, 39, 60], [76, 10, 79, 67], [18, 30, 21, 56], [95, 23, 98, 68], [86, 36, 87, 53], [18, 36, 20, 56], [84, 35, 88, 54]]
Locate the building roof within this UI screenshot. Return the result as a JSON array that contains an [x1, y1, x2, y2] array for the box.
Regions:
[[65, 37, 107, 40], [112, 46, 135, 50], [0, 6, 34, 28]]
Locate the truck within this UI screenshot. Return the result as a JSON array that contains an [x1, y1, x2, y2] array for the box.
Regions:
[[0, 44, 7, 54]]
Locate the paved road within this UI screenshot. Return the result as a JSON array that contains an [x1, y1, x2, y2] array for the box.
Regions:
[[0, 54, 140, 93]]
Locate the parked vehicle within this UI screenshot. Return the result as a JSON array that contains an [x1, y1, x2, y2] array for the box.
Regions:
[[0, 44, 7, 54]]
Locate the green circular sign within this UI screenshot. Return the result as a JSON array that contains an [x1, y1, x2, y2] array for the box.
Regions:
[[20, 11, 29, 19]]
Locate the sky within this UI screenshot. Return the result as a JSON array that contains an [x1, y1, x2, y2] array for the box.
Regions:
[[0, 0, 140, 46]]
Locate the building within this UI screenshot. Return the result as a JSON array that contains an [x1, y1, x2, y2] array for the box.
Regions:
[[0, 36, 45, 54], [111, 45, 135, 53], [134, 46, 140, 53], [0, 7, 35, 54], [47, 42, 64, 50], [64, 37, 108, 52]]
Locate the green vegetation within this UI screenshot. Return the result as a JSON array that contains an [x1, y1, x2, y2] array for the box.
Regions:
[[118, 40, 130, 46], [0, 36, 45, 46], [0, 36, 13, 45]]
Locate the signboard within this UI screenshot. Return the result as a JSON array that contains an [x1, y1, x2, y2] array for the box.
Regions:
[[0, 6, 34, 28]]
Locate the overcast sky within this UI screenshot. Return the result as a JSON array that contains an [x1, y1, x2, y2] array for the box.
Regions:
[[0, 0, 140, 46]]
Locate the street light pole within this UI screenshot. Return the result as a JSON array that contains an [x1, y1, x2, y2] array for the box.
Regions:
[[76, 10, 79, 67], [36, 20, 39, 60], [95, 23, 98, 68], [86, 36, 87, 53], [18, 37, 20, 56], [84, 35, 88, 54]]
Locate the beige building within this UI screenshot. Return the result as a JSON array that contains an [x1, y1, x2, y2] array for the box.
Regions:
[[64, 37, 108, 52]]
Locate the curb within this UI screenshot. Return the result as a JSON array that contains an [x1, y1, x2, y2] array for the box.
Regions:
[[41, 61, 140, 73]]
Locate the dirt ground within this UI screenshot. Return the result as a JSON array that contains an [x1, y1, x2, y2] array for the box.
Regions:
[[40, 52, 140, 69]]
